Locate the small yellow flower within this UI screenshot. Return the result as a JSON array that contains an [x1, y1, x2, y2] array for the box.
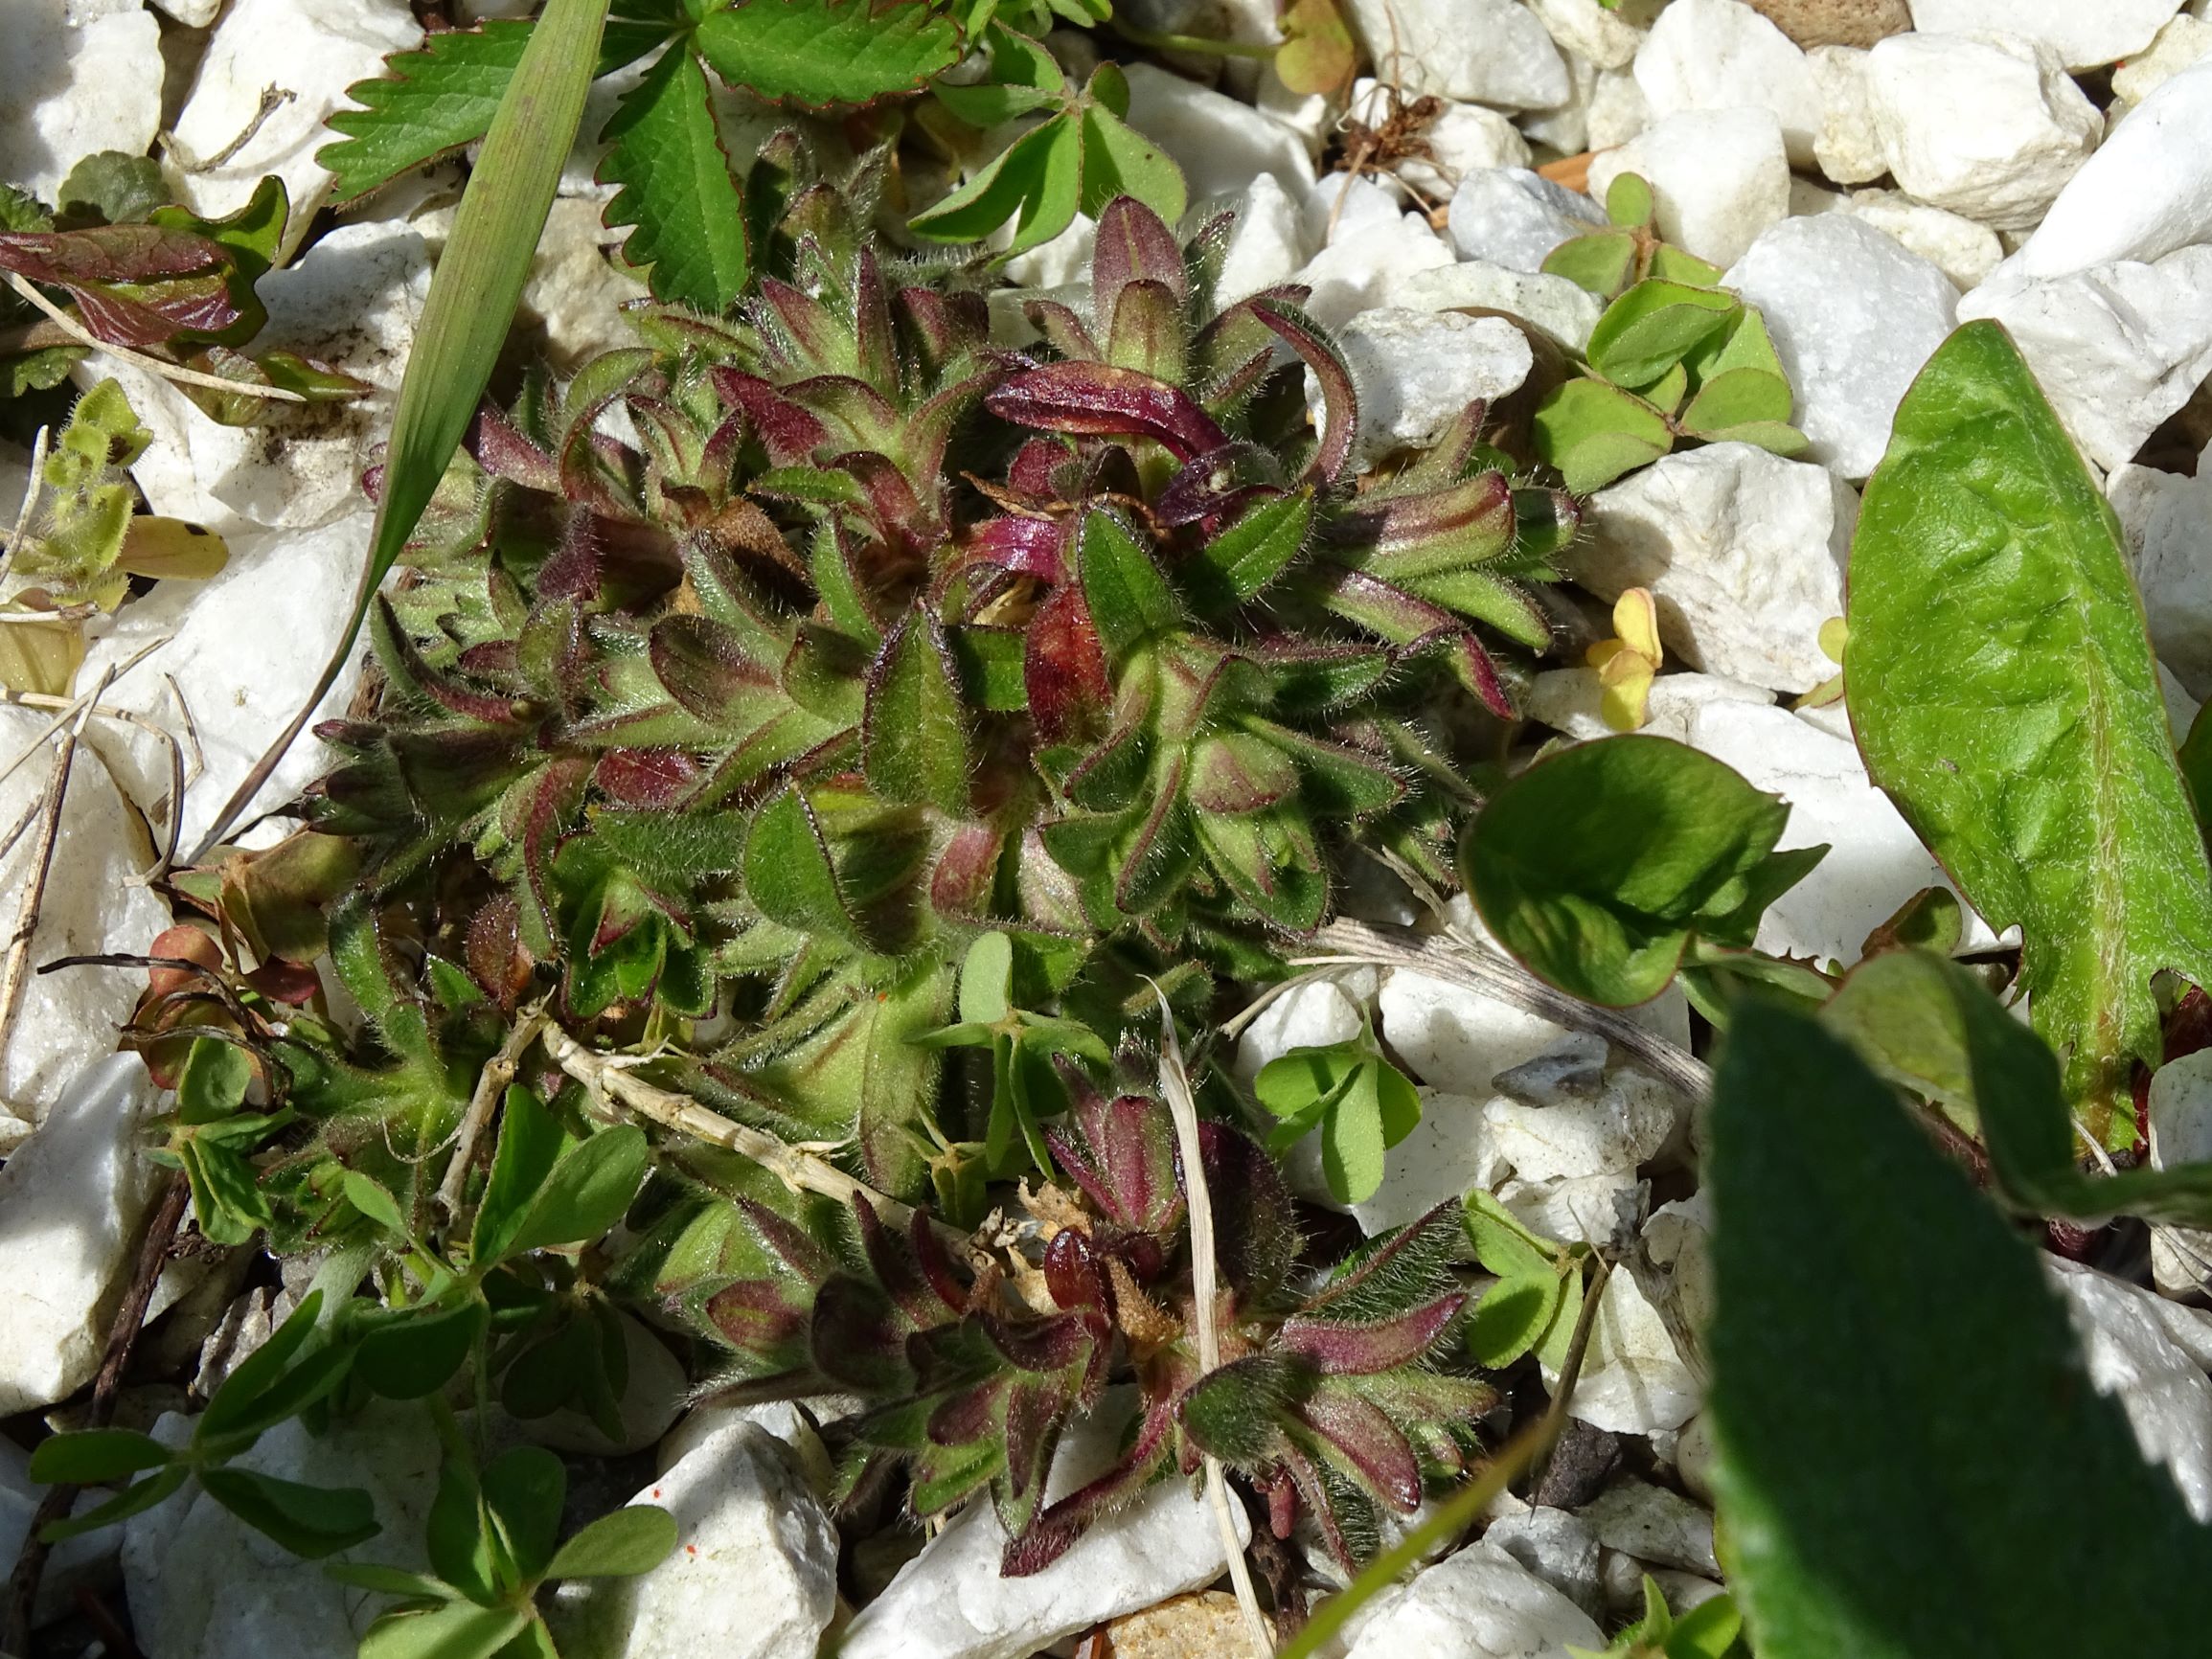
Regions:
[[1586, 587, 1662, 732], [1796, 615, 1847, 710]]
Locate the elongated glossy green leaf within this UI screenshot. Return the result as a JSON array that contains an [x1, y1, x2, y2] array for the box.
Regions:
[[1462, 735, 1821, 1006], [199, 0, 612, 856], [199, 1467, 380, 1558], [27, 1427, 172, 1486], [504, 1125, 650, 1255], [544, 1503, 678, 1579], [360, 1601, 530, 1659], [599, 44, 749, 310], [1849, 320, 2212, 1123], [693, 0, 962, 107], [1707, 1000, 2212, 1657]]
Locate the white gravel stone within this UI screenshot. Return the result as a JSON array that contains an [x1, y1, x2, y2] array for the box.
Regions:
[[1643, 1192, 1718, 1347], [0, 1057, 157, 1414], [1394, 261, 1605, 352], [1234, 975, 1374, 1082], [1681, 698, 2001, 962], [1634, 0, 1823, 167], [1518, 51, 1598, 155], [2113, 15, 2212, 112], [1525, 667, 1775, 746], [1531, 0, 1661, 70], [838, 1399, 1248, 1659], [1863, 31, 2100, 231], [1484, 1057, 1686, 1182], [1550, 1265, 1700, 1434], [1835, 189, 2005, 289], [2110, 443, 2212, 699], [0, 714, 169, 1123], [1809, 44, 1886, 184], [125, 1401, 445, 1658], [1957, 244, 2212, 471], [2008, 55, 2212, 279], [87, 219, 432, 535], [1482, 1507, 1604, 1619], [522, 197, 653, 371], [2048, 1259, 2212, 1523], [1448, 168, 1607, 272], [556, 1420, 839, 1659], [1350, 80, 1531, 195], [1498, 1173, 1642, 1247], [1381, 955, 1689, 1101], [1339, 1089, 1511, 1235], [1342, 0, 1570, 108], [1124, 60, 1316, 202], [171, 0, 423, 247], [2151, 1048, 2212, 1170], [1723, 215, 1958, 480], [1906, 0, 2183, 69], [1213, 170, 1311, 305], [1578, 1480, 1720, 1576], [1587, 67, 1653, 149], [1571, 444, 1856, 694], [1288, 183, 1452, 329], [1315, 309, 1533, 470], [1343, 1541, 1605, 1659], [0, 2, 164, 203], [1586, 108, 1791, 267]]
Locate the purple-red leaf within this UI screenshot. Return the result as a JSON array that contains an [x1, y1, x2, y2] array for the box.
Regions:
[[1252, 299, 1357, 485], [1276, 1294, 1467, 1375], [986, 361, 1228, 462]]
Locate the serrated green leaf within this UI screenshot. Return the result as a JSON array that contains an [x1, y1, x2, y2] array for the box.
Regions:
[[865, 612, 971, 816], [599, 44, 749, 310], [1849, 320, 2212, 1125], [1462, 735, 1821, 1006], [694, 0, 963, 106], [1707, 999, 2212, 1656]]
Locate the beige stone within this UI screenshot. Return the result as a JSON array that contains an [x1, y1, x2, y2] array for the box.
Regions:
[[1102, 1592, 1253, 1658], [1745, 0, 1909, 49]]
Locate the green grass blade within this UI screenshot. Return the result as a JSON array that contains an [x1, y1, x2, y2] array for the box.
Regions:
[[195, 0, 612, 857]]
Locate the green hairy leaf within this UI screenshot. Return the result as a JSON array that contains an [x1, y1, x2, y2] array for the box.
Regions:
[[1849, 320, 2212, 1126], [1707, 1000, 2212, 1656], [1461, 735, 1823, 1006]]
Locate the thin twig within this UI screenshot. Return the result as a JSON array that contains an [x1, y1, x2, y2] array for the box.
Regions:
[[1, 1171, 190, 1651], [540, 1026, 963, 1250], [0, 668, 110, 1079], [1153, 989, 1274, 1657], [2, 686, 193, 875], [4, 274, 307, 404], [1300, 918, 1712, 1102], [167, 84, 296, 173], [436, 1002, 550, 1216]]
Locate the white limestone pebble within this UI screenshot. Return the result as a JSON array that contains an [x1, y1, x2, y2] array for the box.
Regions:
[[0, 716, 170, 1124], [554, 1420, 839, 1659], [1343, 1541, 1605, 1659], [0, 1057, 158, 1415], [1956, 244, 2212, 472], [1393, 261, 1606, 352], [1587, 67, 1653, 150], [2048, 1259, 2212, 1523], [1906, 0, 2183, 70], [1213, 171, 1311, 305], [1314, 309, 1533, 470], [0, 2, 163, 203], [1448, 168, 1608, 273], [1723, 214, 1958, 481], [1862, 31, 2100, 231], [837, 1400, 1248, 1659], [124, 1401, 445, 1659], [2007, 54, 2212, 280], [1482, 1506, 1604, 1619], [1549, 1265, 1701, 1435], [1633, 0, 1823, 167], [1124, 61, 1316, 203], [2109, 438, 2212, 698], [1530, 0, 1660, 70], [1340, 0, 1570, 109], [1586, 108, 1791, 268], [1835, 189, 2004, 290], [1570, 444, 1856, 694], [170, 0, 424, 250], [2112, 14, 2212, 115], [1681, 698, 2000, 962], [1289, 178, 1452, 330], [1809, 44, 1886, 185], [1483, 1047, 1687, 1182]]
